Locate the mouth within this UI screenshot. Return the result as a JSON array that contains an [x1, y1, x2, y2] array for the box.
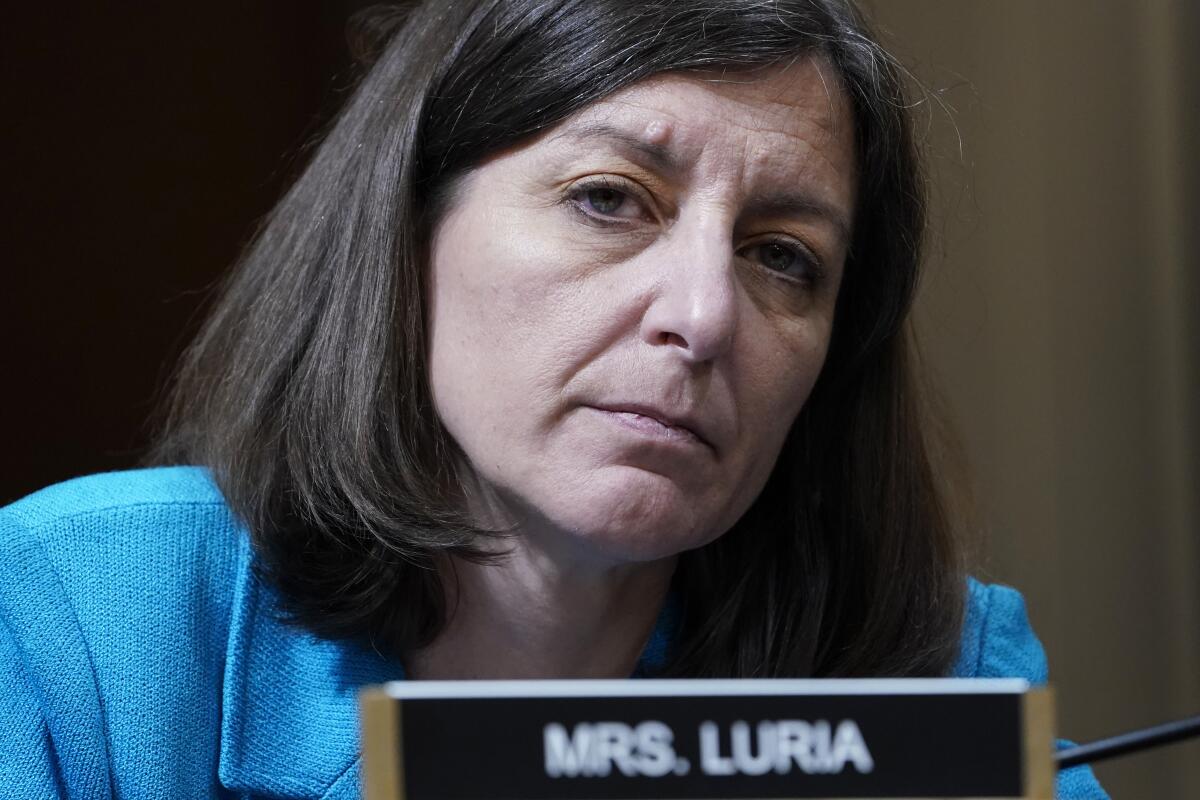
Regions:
[[586, 403, 714, 451]]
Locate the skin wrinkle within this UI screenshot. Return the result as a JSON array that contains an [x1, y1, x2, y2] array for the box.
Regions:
[[411, 60, 856, 680], [572, 89, 849, 241]]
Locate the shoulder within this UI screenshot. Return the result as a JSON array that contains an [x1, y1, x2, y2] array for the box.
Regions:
[[0, 466, 247, 626], [0, 467, 250, 797], [2, 464, 240, 567], [3, 464, 227, 527], [0, 464, 249, 654], [953, 581, 1111, 799], [953, 577, 1048, 682]]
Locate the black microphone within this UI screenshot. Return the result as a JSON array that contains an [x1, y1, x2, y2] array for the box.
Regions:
[[1056, 713, 1200, 769]]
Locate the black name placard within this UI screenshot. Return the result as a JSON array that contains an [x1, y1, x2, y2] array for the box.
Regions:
[[360, 679, 1054, 800]]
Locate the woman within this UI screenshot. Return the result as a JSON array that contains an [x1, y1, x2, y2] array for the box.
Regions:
[[0, 1, 1106, 798]]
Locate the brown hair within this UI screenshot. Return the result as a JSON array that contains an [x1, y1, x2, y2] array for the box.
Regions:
[[153, 0, 965, 677]]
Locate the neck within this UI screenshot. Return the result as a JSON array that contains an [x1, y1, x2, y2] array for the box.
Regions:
[[406, 534, 676, 680]]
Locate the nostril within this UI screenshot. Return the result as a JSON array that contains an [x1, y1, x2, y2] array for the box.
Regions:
[[657, 331, 688, 348]]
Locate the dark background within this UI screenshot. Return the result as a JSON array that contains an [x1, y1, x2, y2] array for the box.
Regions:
[[2, 3, 367, 503]]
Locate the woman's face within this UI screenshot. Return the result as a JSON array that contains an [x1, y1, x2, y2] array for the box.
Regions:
[[427, 60, 856, 567]]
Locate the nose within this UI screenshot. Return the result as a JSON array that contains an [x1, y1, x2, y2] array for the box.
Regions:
[[638, 220, 739, 363]]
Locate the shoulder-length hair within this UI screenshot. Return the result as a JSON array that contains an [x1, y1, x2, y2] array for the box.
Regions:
[[153, 0, 965, 677]]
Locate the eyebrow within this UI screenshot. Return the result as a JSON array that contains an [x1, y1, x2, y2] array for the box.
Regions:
[[556, 122, 687, 179], [557, 121, 853, 246], [743, 191, 853, 247]]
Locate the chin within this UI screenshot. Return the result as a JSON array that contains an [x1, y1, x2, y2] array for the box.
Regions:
[[535, 465, 729, 565]]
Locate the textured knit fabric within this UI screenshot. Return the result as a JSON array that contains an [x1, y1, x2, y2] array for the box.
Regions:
[[0, 467, 1107, 799]]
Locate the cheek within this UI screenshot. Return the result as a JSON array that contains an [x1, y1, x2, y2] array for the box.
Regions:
[[749, 308, 830, 404], [731, 314, 832, 477], [732, 260, 841, 451], [426, 195, 627, 462]]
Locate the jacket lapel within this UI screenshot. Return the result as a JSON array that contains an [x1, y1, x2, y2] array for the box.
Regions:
[[218, 551, 401, 798]]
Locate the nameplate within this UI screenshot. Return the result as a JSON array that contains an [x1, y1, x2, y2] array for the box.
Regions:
[[360, 679, 1054, 800]]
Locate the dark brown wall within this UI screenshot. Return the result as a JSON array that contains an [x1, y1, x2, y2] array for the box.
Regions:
[[1, 3, 361, 503], [868, 1, 1200, 796]]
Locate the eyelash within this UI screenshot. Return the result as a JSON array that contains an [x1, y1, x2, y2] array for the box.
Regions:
[[564, 176, 650, 225], [740, 239, 825, 286], [562, 177, 825, 286]]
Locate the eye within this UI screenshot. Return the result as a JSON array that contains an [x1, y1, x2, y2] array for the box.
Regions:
[[566, 177, 649, 223], [740, 240, 823, 284], [584, 187, 627, 215]]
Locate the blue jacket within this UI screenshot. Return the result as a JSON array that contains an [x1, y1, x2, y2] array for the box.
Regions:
[[0, 467, 1106, 799]]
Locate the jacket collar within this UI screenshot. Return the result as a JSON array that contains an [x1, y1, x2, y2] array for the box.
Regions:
[[217, 545, 681, 799]]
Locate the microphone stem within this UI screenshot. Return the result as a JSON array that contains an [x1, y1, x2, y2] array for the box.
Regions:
[[1056, 714, 1200, 769]]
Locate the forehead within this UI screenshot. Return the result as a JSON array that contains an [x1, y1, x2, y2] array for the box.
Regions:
[[541, 58, 857, 221], [599, 59, 847, 133]]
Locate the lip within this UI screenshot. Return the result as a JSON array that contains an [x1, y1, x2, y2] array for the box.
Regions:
[[586, 403, 715, 451]]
